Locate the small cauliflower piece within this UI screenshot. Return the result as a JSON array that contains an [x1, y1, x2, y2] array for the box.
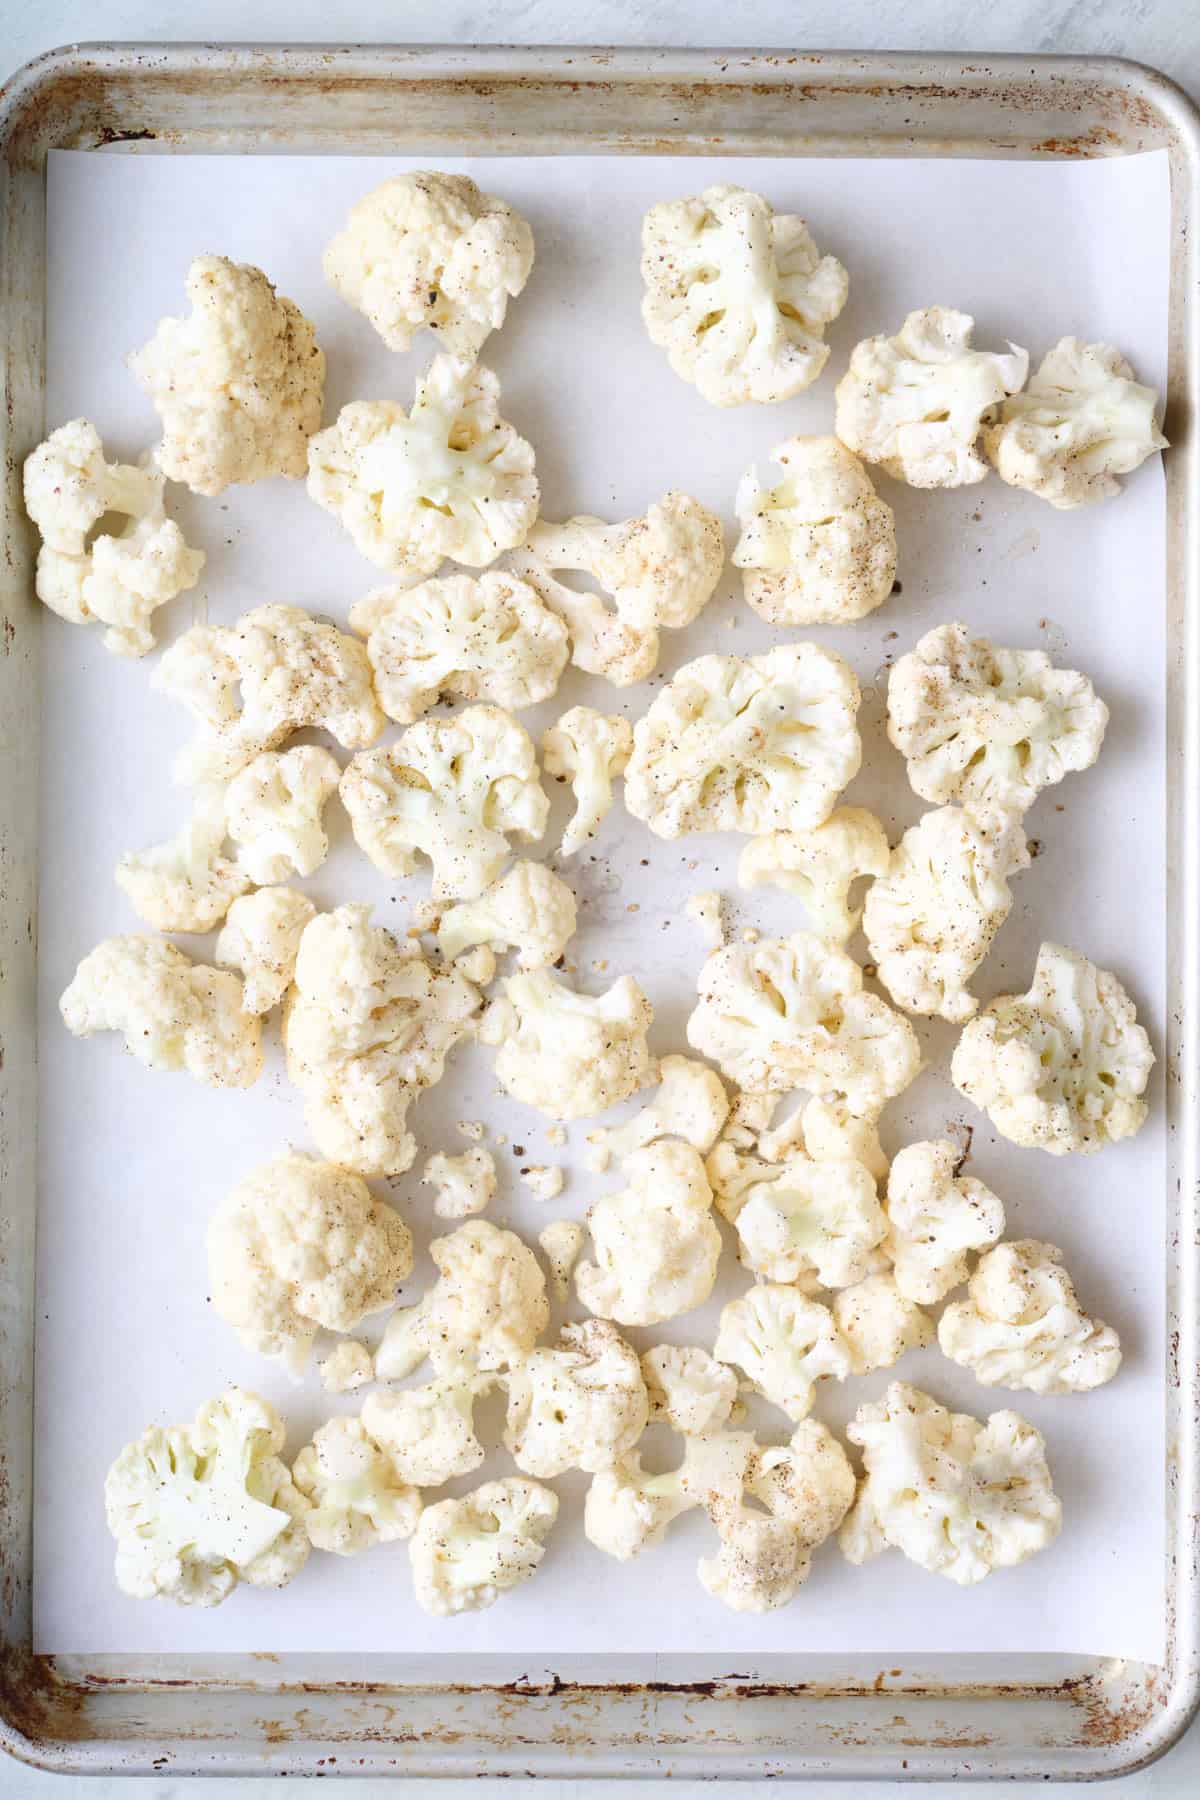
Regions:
[[376, 1220, 548, 1379], [984, 337, 1166, 508], [479, 969, 654, 1121], [115, 789, 251, 933], [323, 171, 534, 359], [887, 621, 1109, 816], [422, 1147, 497, 1221], [538, 1220, 585, 1301], [361, 1378, 493, 1488], [885, 1140, 1006, 1305], [340, 705, 548, 901], [625, 646, 861, 839], [215, 886, 316, 1015], [749, 1420, 856, 1547], [575, 1142, 722, 1327], [319, 1341, 375, 1394], [541, 707, 634, 856], [733, 436, 896, 625], [840, 1382, 1062, 1584], [714, 1285, 853, 1420], [521, 1164, 564, 1202], [307, 356, 538, 578], [596, 1054, 730, 1166], [686, 889, 726, 951], [832, 1273, 935, 1373], [60, 935, 261, 1089], [436, 861, 576, 971], [291, 1415, 422, 1555], [504, 1320, 649, 1478], [737, 808, 890, 945], [835, 306, 1028, 488], [698, 1510, 810, 1613], [207, 1151, 413, 1373], [584, 1431, 757, 1561], [799, 1095, 889, 1184], [641, 184, 848, 406], [129, 254, 325, 496], [455, 945, 497, 987], [951, 942, 1155, 1155], [939, 1239, 1122, 1394], [707, 1141, 886, 1289], [409, 1477, 558, 1616], [642, 1345, 738, 1436], [224, 746, 342, 884]]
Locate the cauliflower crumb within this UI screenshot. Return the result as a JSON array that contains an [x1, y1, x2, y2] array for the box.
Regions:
[[457, 1120, 486, 1143], [686, 890, 726, 951], [318, 1341, 376, 1395], [423, 1148, 498, 1221], [546, 1124, 567, 1148], [521, 1165, 565, 1202]]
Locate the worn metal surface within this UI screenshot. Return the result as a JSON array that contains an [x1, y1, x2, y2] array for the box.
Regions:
[[0, 43, 1195, 1781]]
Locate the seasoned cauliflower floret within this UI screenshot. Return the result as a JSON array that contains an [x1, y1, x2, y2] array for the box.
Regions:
[[887, 621, 1109, 816], [422, 1147, 497, 1221], [215, 887, 316, 1015], [749, 1420, 856, 1547], [737, 808, 890, 945], [480, 969, 654, 1121], [840, 1382, 1062, 1584], [575, 1142, 721, 1327], [594, 1054, 729, 1168], [361, 1378, 493, 1488], [707, 1140, 886, 1290], [225, 746, 342, 884], [541, 707, 634, 857], [409, 1477, 557, 1617], [504, 1320, 649, 1478], [105, 1388, 309, 1607], [584, 1432, 756, 1562], [832, 1273, 935, 1373], [625, 646, 861, 839], [207, 1151, 413, 1373], [129, 254, 325, 496], [291, 1414, 422, 1555], [714, 1285, 852, 1420], [641, 184, 848, 406], [951, 942, 1154, 1154], [984, 337, 1166, 508], [641, 1345, 738, 1437], [307, 356, 538, 579], [319, 1340, 375, 1394], [885, 1139, 1006, 1305], [340, 705, 548, 901], [115, 789, 250, 933], [538, 1219, 585, 1301], [61, 935, 262, 1089], [436, 861, 577, 971], [376, 1220, 548, 1380], [733, 436, 896, 625], [686, 889, 726, 951], [698, 1510, 810, 1614], [836, 306, 1028, 488], [799, 1095, 889, 1183], [939, 1239, 1122, 1394], [323, 171, 534, 359]]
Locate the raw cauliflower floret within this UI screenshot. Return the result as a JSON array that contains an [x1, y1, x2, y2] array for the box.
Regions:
[[584, 1432, 757, 1561], [319, 1340, 375, 1394], [686, 889, 726, 951], [409, 1477, 558, 1617], [207, 1151, 413, 1372], [707, 1141, 886, 1290], [60, 935, 262, 1089], [129, 254, 325, 495], [323, 171, 534, 358], [939, 1239, 1122, 1394], [575, 1142, 722, 1327], [538, 1219, 585, 1301], [688, 931, 920, 1115], [215, 887, 316, 1015], [737, 807, 890, 945], [504, 1320, 650, 1478], [625, 646, 862, 839], [835, 306, 1028, 488], [436, 861, 577, 971], [361, 1378, 493, 1488], [541, 707, 634, 856], [511, 491, 724, 686], [714, 1285, 852, 1420], [422, 1147, 497, 1221], [863, 805, 1030, 1023], [594, 1054, 729, 1169], [479, 969, 654, 1121], [887, 621, 1109, 816], [840, 1382, 1062, 1584], [105, 1388, 310, 1607], [307, 356, 538, 578], [155, 603, 384, 786], [832, 1273, 935, 1374], [291, 1414, 422, 1555], [733, 435, 896, 625], [376, 1220, 549, 1380], [951, 942, 1155, 1154], [698, 1509, 811, 1613], [340, 704, 548, 901], [799, 1095, 889, 1183], [749, 1420, 856, 1548], [224, 746, 342, 884], [641, 183, 848, 406], [115, 789, 251, 932], [642, 1345, 738, 1437], [24, 418, 205, 656], [984, 337, 1166, 508], [885, 1140, 1006, 1304]]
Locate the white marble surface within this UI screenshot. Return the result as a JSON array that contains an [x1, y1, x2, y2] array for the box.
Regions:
[[1, 0, 1196, 1793]]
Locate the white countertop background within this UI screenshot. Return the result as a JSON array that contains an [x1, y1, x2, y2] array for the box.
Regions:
[[1, 0, 1195, 1794]]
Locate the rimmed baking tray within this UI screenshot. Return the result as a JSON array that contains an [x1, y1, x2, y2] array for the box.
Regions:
[[0, 43, 1196, 1781]]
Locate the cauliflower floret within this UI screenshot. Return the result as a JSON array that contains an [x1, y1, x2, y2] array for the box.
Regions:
[[700, 1422, 855, 1612], [840, 1382, 1062, 1584], [887, 621, 1109, 816], [541, 707, 634, 856], [984, 337, 1167, 508], [714, 1285, 852, 1419], [641, 1345, 737, 1436], [533, 1224, 580, 1306], [323, 171, 534, 358], [504, 1320, 649, 1477], [737, 808, 890, 945], [626, 645, 861, 840], [115, 789, 251, 933], [511, 491, 724, 686], [698, 1510, 810, 1613], [104, 1389, 310, 1606], [215, 886, 317, 1015], [951, 942, 1155, 1154], [410, 1477, 558, 1616], [835, 306, 1028, 488], [361, 1377, 493, 1488], [749, 1419, 856, 1547], [595, 1054, 730, 1167], [307, 356, 538, 578], [584, 1432, 757, 1561], [207, 1151, 413, 1372], [939, 1239, 1122, 1394], [521, 1164, 564, 1202], [863, 805, 1030, 1023], [436, 861, 576, 971], [707, 1141, 886, 1289], [688, 931, 921, 1115], [733, 435, 896, 625], [155, 603, 384, 786], [291, 1415, 422, 1555], [340, 705, 548, 901], [799, 1095, 889, 1183], [479, 969, 654, 1121], [422, 1147, 497, 1221], [24, 418, 204, 656], [575, 1142, 721, 1326], [224, 746, 342, 884], [832, 1273, 934, 1373], [376, 1220, 548, 1380], [641, 184, 848, 406], [129, 255, 325, 496], [686, 889, 726, 951], [319, 1340, 375, 1394], [60, 935, 262, 1089], [885, 1140, 1006, 1304]]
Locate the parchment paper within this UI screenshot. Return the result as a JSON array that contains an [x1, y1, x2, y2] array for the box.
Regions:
[[35, 148, 1169, 1660]]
